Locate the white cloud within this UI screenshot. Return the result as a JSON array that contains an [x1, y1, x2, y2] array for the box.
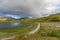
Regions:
[[0, 0, 60, 18]]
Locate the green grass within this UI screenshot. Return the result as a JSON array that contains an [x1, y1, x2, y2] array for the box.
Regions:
[[13, 34, 59, 40], [37, 23, 60, 37], [0, 23, 37, 38], [35, 22, 60, 40]]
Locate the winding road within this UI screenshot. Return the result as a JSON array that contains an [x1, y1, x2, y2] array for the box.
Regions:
[[1, 23, 40, 40]]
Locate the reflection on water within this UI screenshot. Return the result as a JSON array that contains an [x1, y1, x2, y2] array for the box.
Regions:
[[0, 22, 26, 29]]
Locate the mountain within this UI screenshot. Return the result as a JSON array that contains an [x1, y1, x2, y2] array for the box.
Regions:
[[20, 16, 32, 19], [0, 15, 32, 20]]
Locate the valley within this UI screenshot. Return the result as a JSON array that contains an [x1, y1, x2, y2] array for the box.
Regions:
[[0, 13, 60, 40]]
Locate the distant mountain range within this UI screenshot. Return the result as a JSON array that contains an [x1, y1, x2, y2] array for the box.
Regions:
[[0, 14, 32, 19]]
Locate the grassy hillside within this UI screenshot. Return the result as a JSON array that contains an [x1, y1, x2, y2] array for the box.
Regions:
[[0, 18, 16, 22], [40, 13, 60, 22], [20, 13, 60, 23]]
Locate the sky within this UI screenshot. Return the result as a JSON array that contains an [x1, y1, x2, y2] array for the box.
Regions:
[[0, 0, 60, 18]]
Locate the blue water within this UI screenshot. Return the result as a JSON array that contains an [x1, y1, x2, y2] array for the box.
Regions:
[[0, 22, 26, 29]]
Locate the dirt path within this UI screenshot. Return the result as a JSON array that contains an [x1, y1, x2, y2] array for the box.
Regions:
[[1, 36, 15, 40], [28, 23, 40, 34]]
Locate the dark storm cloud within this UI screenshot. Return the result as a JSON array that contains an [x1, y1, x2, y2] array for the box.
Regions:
[[0, 0, 59, 17]]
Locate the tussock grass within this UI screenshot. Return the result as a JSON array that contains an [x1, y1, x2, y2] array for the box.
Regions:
[[12, 34, 58, 40]]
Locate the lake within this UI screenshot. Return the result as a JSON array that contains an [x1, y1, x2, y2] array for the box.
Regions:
[[0, 22, 27, 29]]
